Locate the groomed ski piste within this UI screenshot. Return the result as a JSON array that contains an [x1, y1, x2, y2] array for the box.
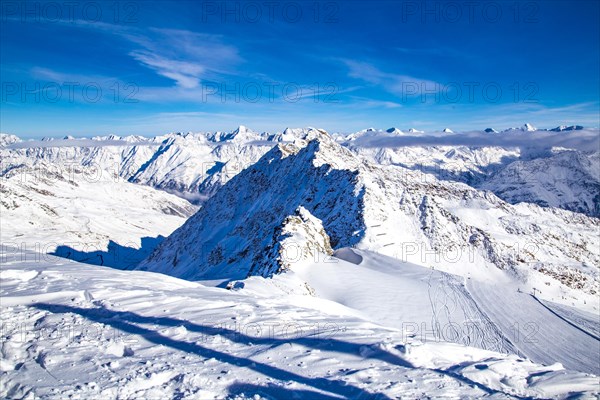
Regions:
[[1, 247, 598, 399], [249, 249, 600, 376]]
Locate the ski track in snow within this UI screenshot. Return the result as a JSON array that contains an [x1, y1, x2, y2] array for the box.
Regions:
[[427, 271, 520, 356], [533, 297, 600, 341], [467, 280, 600, 375]]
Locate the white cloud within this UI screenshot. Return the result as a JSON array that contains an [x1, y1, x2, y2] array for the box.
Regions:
[[65, 22, 241, 89], [341, 59, 442, 97], [349, 128, 600, 153], [129, 51, 206, 89], [30, 67, 112, 84], [123, 28, 240, 88], [343, 97, 403, 109]]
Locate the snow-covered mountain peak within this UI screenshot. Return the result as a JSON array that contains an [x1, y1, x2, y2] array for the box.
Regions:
[[500, 123, 538, 133], [206, 125, 263, 143], [0, 133, 21, 147], [282, 127, 305, 137], [139, 133, 367, 280], [345, 127, 385, 141], [266, 127, 317, 143], [386, 127, 404, 135], [299, 127, 329, 140], [230, 125, 261, 141], [283, 128, 361, 170], [234, 124, 248, 134], [443, 128, 454, 133], [550, 125, 584, 132]]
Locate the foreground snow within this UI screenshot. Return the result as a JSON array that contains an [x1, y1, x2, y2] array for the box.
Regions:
[[1, 250, 598, 399], [242, 249, 599, 375]]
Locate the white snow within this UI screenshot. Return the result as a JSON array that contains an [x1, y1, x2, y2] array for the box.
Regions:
[[2, 249, 597, 399], [247, 249, 599, 375], [1, 163, 195, 269]]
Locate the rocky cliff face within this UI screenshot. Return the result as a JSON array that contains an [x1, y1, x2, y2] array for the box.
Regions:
[[139, 129, 365, 280], [253, 206, 333, 278]]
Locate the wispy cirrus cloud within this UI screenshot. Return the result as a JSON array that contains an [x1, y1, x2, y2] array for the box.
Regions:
[[124, 28, 241, 89], [344, 97, 403, 109], [129, 51, 207, 89], [341, 59, 441, 97], [30, 66, 118, 85], [62, 21, 241, 89]]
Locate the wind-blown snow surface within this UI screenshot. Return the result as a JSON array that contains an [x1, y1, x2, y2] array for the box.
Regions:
[[1, 250, 598, 399], [244, 249, 600, 375]]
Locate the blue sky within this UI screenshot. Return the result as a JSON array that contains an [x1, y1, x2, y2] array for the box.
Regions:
[[1, 0, 599, 138]]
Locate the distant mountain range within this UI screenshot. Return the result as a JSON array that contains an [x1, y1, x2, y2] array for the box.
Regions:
[[2, 124, 598, 217]]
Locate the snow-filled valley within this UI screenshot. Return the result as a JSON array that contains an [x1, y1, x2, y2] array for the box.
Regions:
[[1, 126, 599, 399]]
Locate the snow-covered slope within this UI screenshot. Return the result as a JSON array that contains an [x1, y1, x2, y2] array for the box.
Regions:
[[2, 249, 597, 399], [240, 248, 599, 375], [0, 162, 196, 269], [128, 130, 273, 202], [480, 150, 600, 217], [141, 129, 599, 304], [348, 143, 520, 185], [2, 126, 599, 398]]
